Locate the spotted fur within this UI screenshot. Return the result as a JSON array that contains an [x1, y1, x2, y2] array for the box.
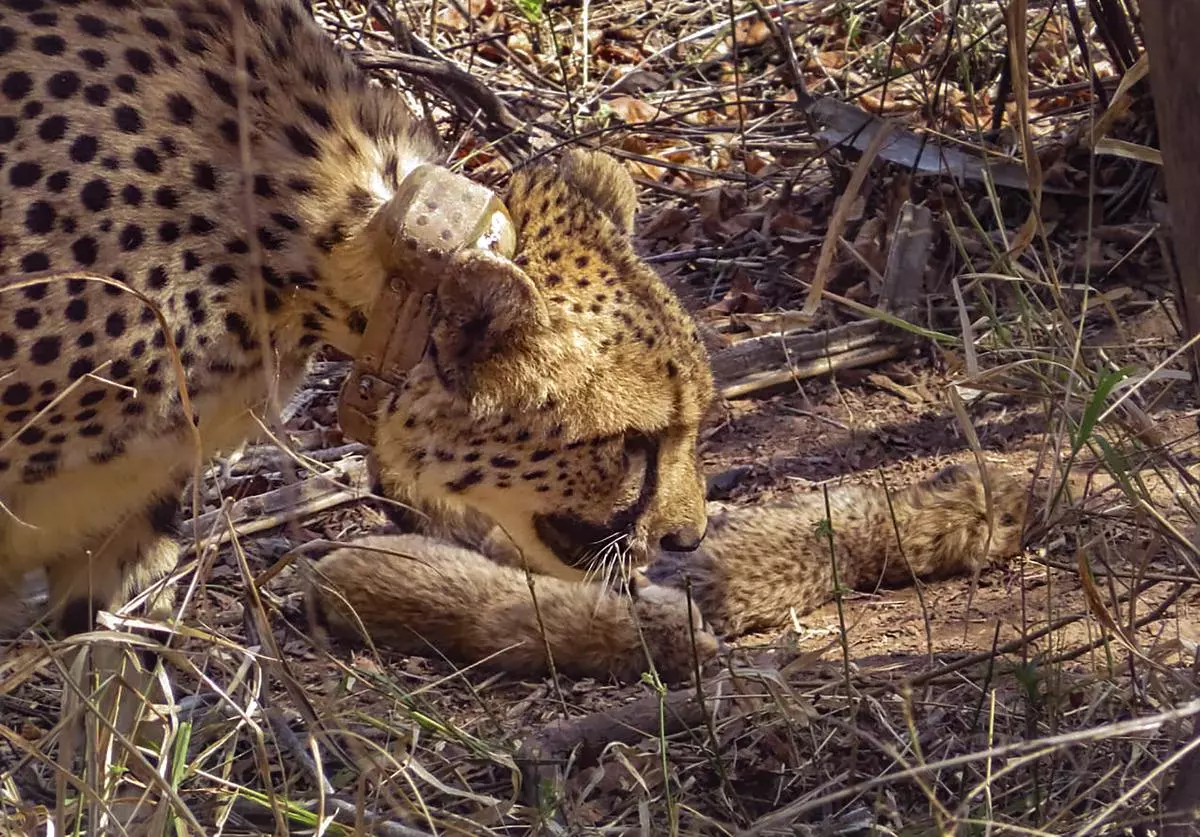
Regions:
[[0, 0, 714, 637], [648, 462, 1029, 636]]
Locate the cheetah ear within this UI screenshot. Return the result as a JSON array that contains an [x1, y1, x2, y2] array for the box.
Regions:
[[560, 149, 639, 234], [431, 249, 552, 397]]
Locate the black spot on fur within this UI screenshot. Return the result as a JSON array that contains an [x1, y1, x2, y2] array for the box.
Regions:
[[133, 146, 161, 173], [9, 161, 41, 187], [1, 70, 32, 100], [283, 124, 319, 158], [113, 104, 142, 133], [47, 70, 80, 100], [38, 114, 67, 141], [446, 468, 484, 493], [83, 83, 108, 106], [29, 335, 60, 364], [21, 251, 50, 271], [77, 48, 106, 70], [141, 15, 169, 38], [225, 312, 256, 351], [166, 92, 194, 124], [76, 14, 110, 38], [192, 161, 217, 190], [125, 47, 153, 74], [80, 179, 110, 211], [299, 99, 332, 128]]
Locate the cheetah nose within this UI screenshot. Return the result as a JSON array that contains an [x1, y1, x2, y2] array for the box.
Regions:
[[660, 523, 706, 552]]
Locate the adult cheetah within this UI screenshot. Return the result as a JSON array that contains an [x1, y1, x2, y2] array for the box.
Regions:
[[0, 0, 713, 654]]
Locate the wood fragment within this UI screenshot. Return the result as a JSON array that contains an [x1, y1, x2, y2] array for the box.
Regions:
[[181, 459, 371, 552], [516, 689, 720, 809], [719, 343, 904, 400], [808, 97, 1110, 195], [879, 201, 933, 320], [710, 319, 885, 387], [709, 199, 932, 400]]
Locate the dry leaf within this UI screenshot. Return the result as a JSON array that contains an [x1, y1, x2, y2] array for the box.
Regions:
[[594, 41, 643, 65], [809, 50, 848, 71], [638, 206, 691, 240], [732, 18, 772, 48], [744, 151, 773, 175], [706, 272, 764, 316], [506, 30, 535, 61], [607, 95, 660, 124], [768, 210, 813, 235]]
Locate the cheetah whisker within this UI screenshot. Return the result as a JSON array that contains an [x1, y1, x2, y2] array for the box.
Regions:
[[581, 532, 624, 581]]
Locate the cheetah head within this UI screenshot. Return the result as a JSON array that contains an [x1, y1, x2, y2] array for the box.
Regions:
[[371, 149, 713, 584]]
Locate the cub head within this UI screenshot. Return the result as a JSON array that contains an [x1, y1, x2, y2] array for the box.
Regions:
[[371, 149, 714, 584]]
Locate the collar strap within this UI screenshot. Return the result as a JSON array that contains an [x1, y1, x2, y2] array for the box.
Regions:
[[337, 163, 516, 445]]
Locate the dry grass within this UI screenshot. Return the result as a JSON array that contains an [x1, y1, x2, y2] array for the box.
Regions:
[[2, 0, 1199, 834]]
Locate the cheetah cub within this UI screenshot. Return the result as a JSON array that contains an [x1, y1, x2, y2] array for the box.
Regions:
[[308, 463, 1027, 676], [310, 534, 720, 683], [648, 462, 1029, 635]]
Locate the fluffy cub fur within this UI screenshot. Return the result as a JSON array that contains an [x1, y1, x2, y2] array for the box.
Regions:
[[310, 534, 719, 683], [648, 462, 1029, 635], [309, 463, 1028, 678]]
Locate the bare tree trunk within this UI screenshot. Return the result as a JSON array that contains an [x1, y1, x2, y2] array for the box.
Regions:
[[1143, 7, 1200, 827], [1142, 1, 1200, 387]]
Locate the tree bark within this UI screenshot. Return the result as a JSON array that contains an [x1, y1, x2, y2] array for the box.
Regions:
[[1142, 1, 1200, 385]]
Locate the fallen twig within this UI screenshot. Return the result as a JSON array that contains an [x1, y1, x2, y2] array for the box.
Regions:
[[181, 459, 371, 554], [355, 51, 529, 154], [516, 688, 724, 810]]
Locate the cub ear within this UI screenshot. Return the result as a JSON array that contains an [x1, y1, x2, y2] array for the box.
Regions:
[[560, 149, 639, 234], [431, 249, 551, 399]]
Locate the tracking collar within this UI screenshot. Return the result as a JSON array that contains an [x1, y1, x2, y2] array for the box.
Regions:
[[337, 163, 516, 444]]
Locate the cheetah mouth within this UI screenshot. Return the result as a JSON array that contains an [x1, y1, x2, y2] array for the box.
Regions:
[[532, 434, 659, 575], [533, 512, 641, 572]]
